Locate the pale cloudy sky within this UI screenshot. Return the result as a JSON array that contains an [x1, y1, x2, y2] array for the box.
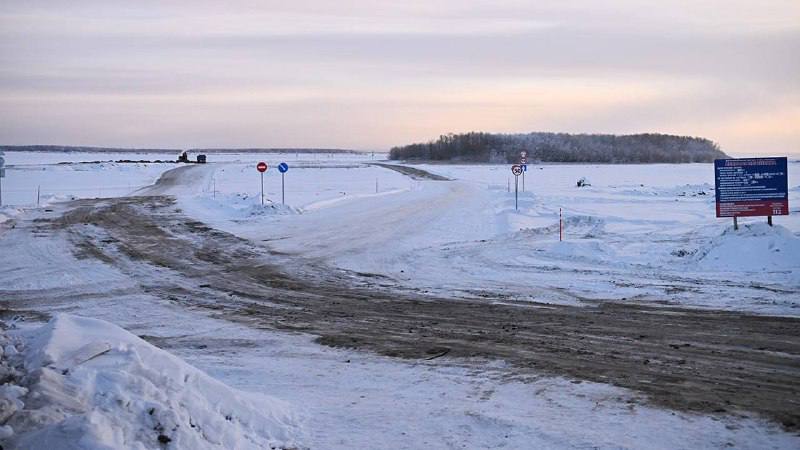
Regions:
[[0, 0, 798, 154]]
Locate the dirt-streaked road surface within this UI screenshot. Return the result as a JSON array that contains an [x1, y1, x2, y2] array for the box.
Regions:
[[371, 163, 451, 180], [2, 165, 799, 432]]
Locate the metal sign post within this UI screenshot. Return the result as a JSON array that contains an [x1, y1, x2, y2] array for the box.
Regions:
[[256, 161, 268, 205], [0, 155, 5, 207], [519, 152, 528, 192], [511, 165, 523, 211], [278, 162, 289, 205]]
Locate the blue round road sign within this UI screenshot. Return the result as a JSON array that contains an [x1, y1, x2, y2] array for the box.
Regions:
[[278, 162, 289, 173]]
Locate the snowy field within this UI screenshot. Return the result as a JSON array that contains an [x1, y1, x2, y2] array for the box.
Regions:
[[2, 151, 798, 314], [0, 151, 383, 209], [173, 159, 800, 316], [1, 151, 799, 449]]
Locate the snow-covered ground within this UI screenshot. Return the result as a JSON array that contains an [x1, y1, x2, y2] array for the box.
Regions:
[[1, 291, 795, 449], [4, 153, 797, 314], [1, 151, 799, 449], [0, 151, 382, 208], [178, 160, 800, 316], [0, 315, 301, 449]]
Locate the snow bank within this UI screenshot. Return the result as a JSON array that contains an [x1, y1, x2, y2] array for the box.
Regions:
[[696, 223, 800, 272], [182, 193, 300, 222], [0, 206, 24, 225], [617, 182, 714, 198], [0, 315, 302, 449]]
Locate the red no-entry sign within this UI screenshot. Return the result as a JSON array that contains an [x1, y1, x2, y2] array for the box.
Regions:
[[257, 161, 269, 206]]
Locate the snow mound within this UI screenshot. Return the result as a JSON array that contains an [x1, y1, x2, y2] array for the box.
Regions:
[[695, 224, 800, 272], [248, 202, 299, 217], [37, 193, 79, 207], [520, 215, 605, 239], [186, 193, 300, 221], [617, 182, 713, 198], [0, 206, 24, 225], [2, 314, 303, 450]]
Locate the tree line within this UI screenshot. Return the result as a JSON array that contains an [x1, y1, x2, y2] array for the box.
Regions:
[[389, 132, 728, 163]]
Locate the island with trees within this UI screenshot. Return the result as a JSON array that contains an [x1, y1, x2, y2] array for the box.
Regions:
[[389, 132, 728, 163]]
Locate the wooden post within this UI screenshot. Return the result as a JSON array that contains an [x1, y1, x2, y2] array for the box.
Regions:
[[768, 215, 773, 226], [733, 216, 738, 230], [559, 208, 563, 241]]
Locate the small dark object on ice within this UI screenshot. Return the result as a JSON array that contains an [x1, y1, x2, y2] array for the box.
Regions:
[[576, 177, 591, 187], [425, 347, 450, 360]]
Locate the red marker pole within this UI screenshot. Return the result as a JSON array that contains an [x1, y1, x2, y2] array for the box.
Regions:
[[559, 208, 563, 241]]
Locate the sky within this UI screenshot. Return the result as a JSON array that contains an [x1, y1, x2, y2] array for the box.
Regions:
[[0, 0, 798, 155]]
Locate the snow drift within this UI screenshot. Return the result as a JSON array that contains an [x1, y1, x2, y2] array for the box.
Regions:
[[0, 315, 303, 449], [695, 223, 800, 272], [180, 193, 300, 223]]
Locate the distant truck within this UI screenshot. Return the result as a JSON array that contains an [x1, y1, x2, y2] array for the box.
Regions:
[[176, 151, 207, 164]]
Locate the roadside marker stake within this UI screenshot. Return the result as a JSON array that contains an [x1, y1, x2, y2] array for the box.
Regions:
[[0, 154, 5, 206], [559, 208, 563, 241]]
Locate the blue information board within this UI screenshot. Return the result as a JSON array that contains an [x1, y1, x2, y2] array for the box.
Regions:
[[714, 157, 789, 218]]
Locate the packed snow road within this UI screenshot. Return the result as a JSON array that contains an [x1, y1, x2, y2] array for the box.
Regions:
[[1, 164, 799, 434]]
